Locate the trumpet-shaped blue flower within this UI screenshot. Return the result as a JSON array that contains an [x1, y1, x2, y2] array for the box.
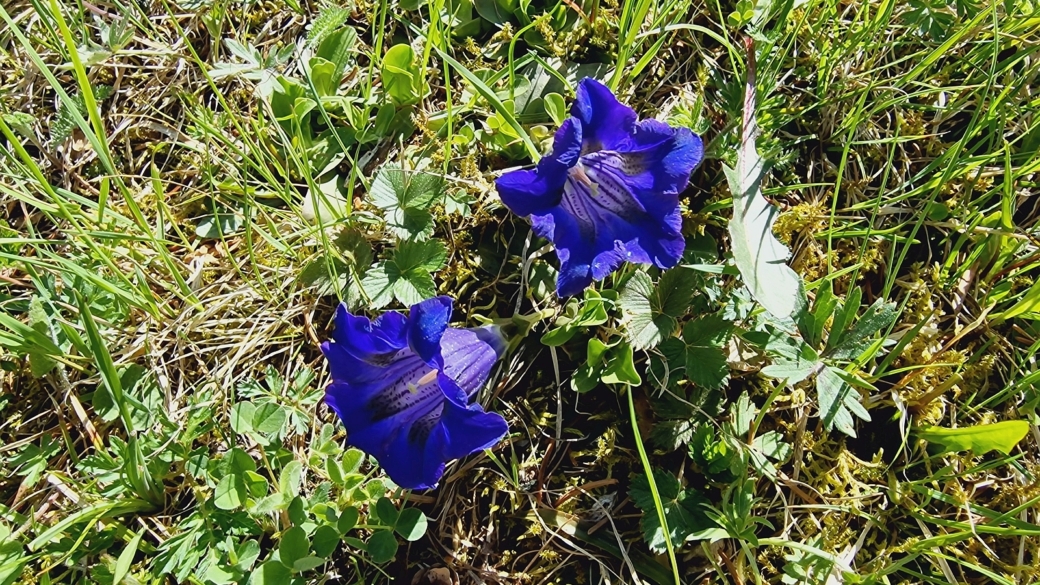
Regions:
[[496, 78, 703, 296], [321, 297, 508, 489]]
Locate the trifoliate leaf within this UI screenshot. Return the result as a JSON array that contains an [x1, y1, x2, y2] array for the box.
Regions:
[[360, 239, 446, 308], [817, 365, 870, 437], [619, 268, 696, 350], [369, 165, 444, 240], [630, 470, 714, 553], [678, 314, 732, 390]]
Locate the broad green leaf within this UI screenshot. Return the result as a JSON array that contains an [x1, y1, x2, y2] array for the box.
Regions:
[[374, 497, 399, 525], [278, 527, 309, 569], [817, 366, 869, 437], [367, 530, 399, 563], [619, 269, 695, 350], [572, 338, 609, 393], [314, 26, 356, 83], [601, 341, 641, 386], [243, 471, 269, 499], [230, 401, 256, 434], [725, 63, 800, 318], [630, 470, 714, 553], [395, 508, 428, 541], [214, 474, 245, 510], [380, 44, 422, 105], [279, 460, 303, 498], [292, 556, 325, 572], [313, 525, 340, 558], [473, 0, 514, 23], [341, 448, 363, 473], [249, 560, 292, 585], [27, 297, 57, 377], [917, 421, 1030, 455], [337, 506, 360, 534], [543, 92, 566, 125], [252, 402, 287, 435]]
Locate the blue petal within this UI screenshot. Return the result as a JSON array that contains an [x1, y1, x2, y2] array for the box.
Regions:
[[324, 353, 447, 489], [538, 153, 689, 296], [495, 118, 582, 217], [571, 78, 637, 153], [406, 296, 453, 363], [331, 304, 407, 360], [432, 398, 508, 462], [437, 326, 507, 396]]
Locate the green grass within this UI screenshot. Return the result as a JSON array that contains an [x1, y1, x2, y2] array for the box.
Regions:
[[1, 0, 1039, 583]]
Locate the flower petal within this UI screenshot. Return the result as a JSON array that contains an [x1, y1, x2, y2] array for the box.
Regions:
[[572, 78, 637, 153], [324, 353, 448, 489], [406, 296, 453, 364], [539, 155, 687, 296], [432, 398, 508, 462], [495, 118, 582, 217], [331, 304, 407, 360], [436, 326, 507, 396]]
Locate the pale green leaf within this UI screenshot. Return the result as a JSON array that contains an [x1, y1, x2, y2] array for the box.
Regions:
[[917, 421, 1030, 455]]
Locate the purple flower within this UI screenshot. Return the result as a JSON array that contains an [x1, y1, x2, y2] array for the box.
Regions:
[[321, 297, 508, 489], [496, 78, 703, 296]]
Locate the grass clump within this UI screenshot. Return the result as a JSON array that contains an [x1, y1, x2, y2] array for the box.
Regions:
[[1, 0, 1039, 583]]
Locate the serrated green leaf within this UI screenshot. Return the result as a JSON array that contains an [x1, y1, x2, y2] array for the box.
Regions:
[[759, 331, 819, 384], [817, 366, 869, 437], [630, 470, 714, 553], [619, 269, 696, 350], [395, 238, 447, 272], [369, 166, 443, 239], [917, 420, 1029, 455], [361, 239, 446, 308], [826, 298, 898, 361], [678, 315, 731, 390]]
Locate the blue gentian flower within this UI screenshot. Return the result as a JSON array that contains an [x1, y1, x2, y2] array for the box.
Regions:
[[321, 297, 508, 490], [496, 78, 703, 296]]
